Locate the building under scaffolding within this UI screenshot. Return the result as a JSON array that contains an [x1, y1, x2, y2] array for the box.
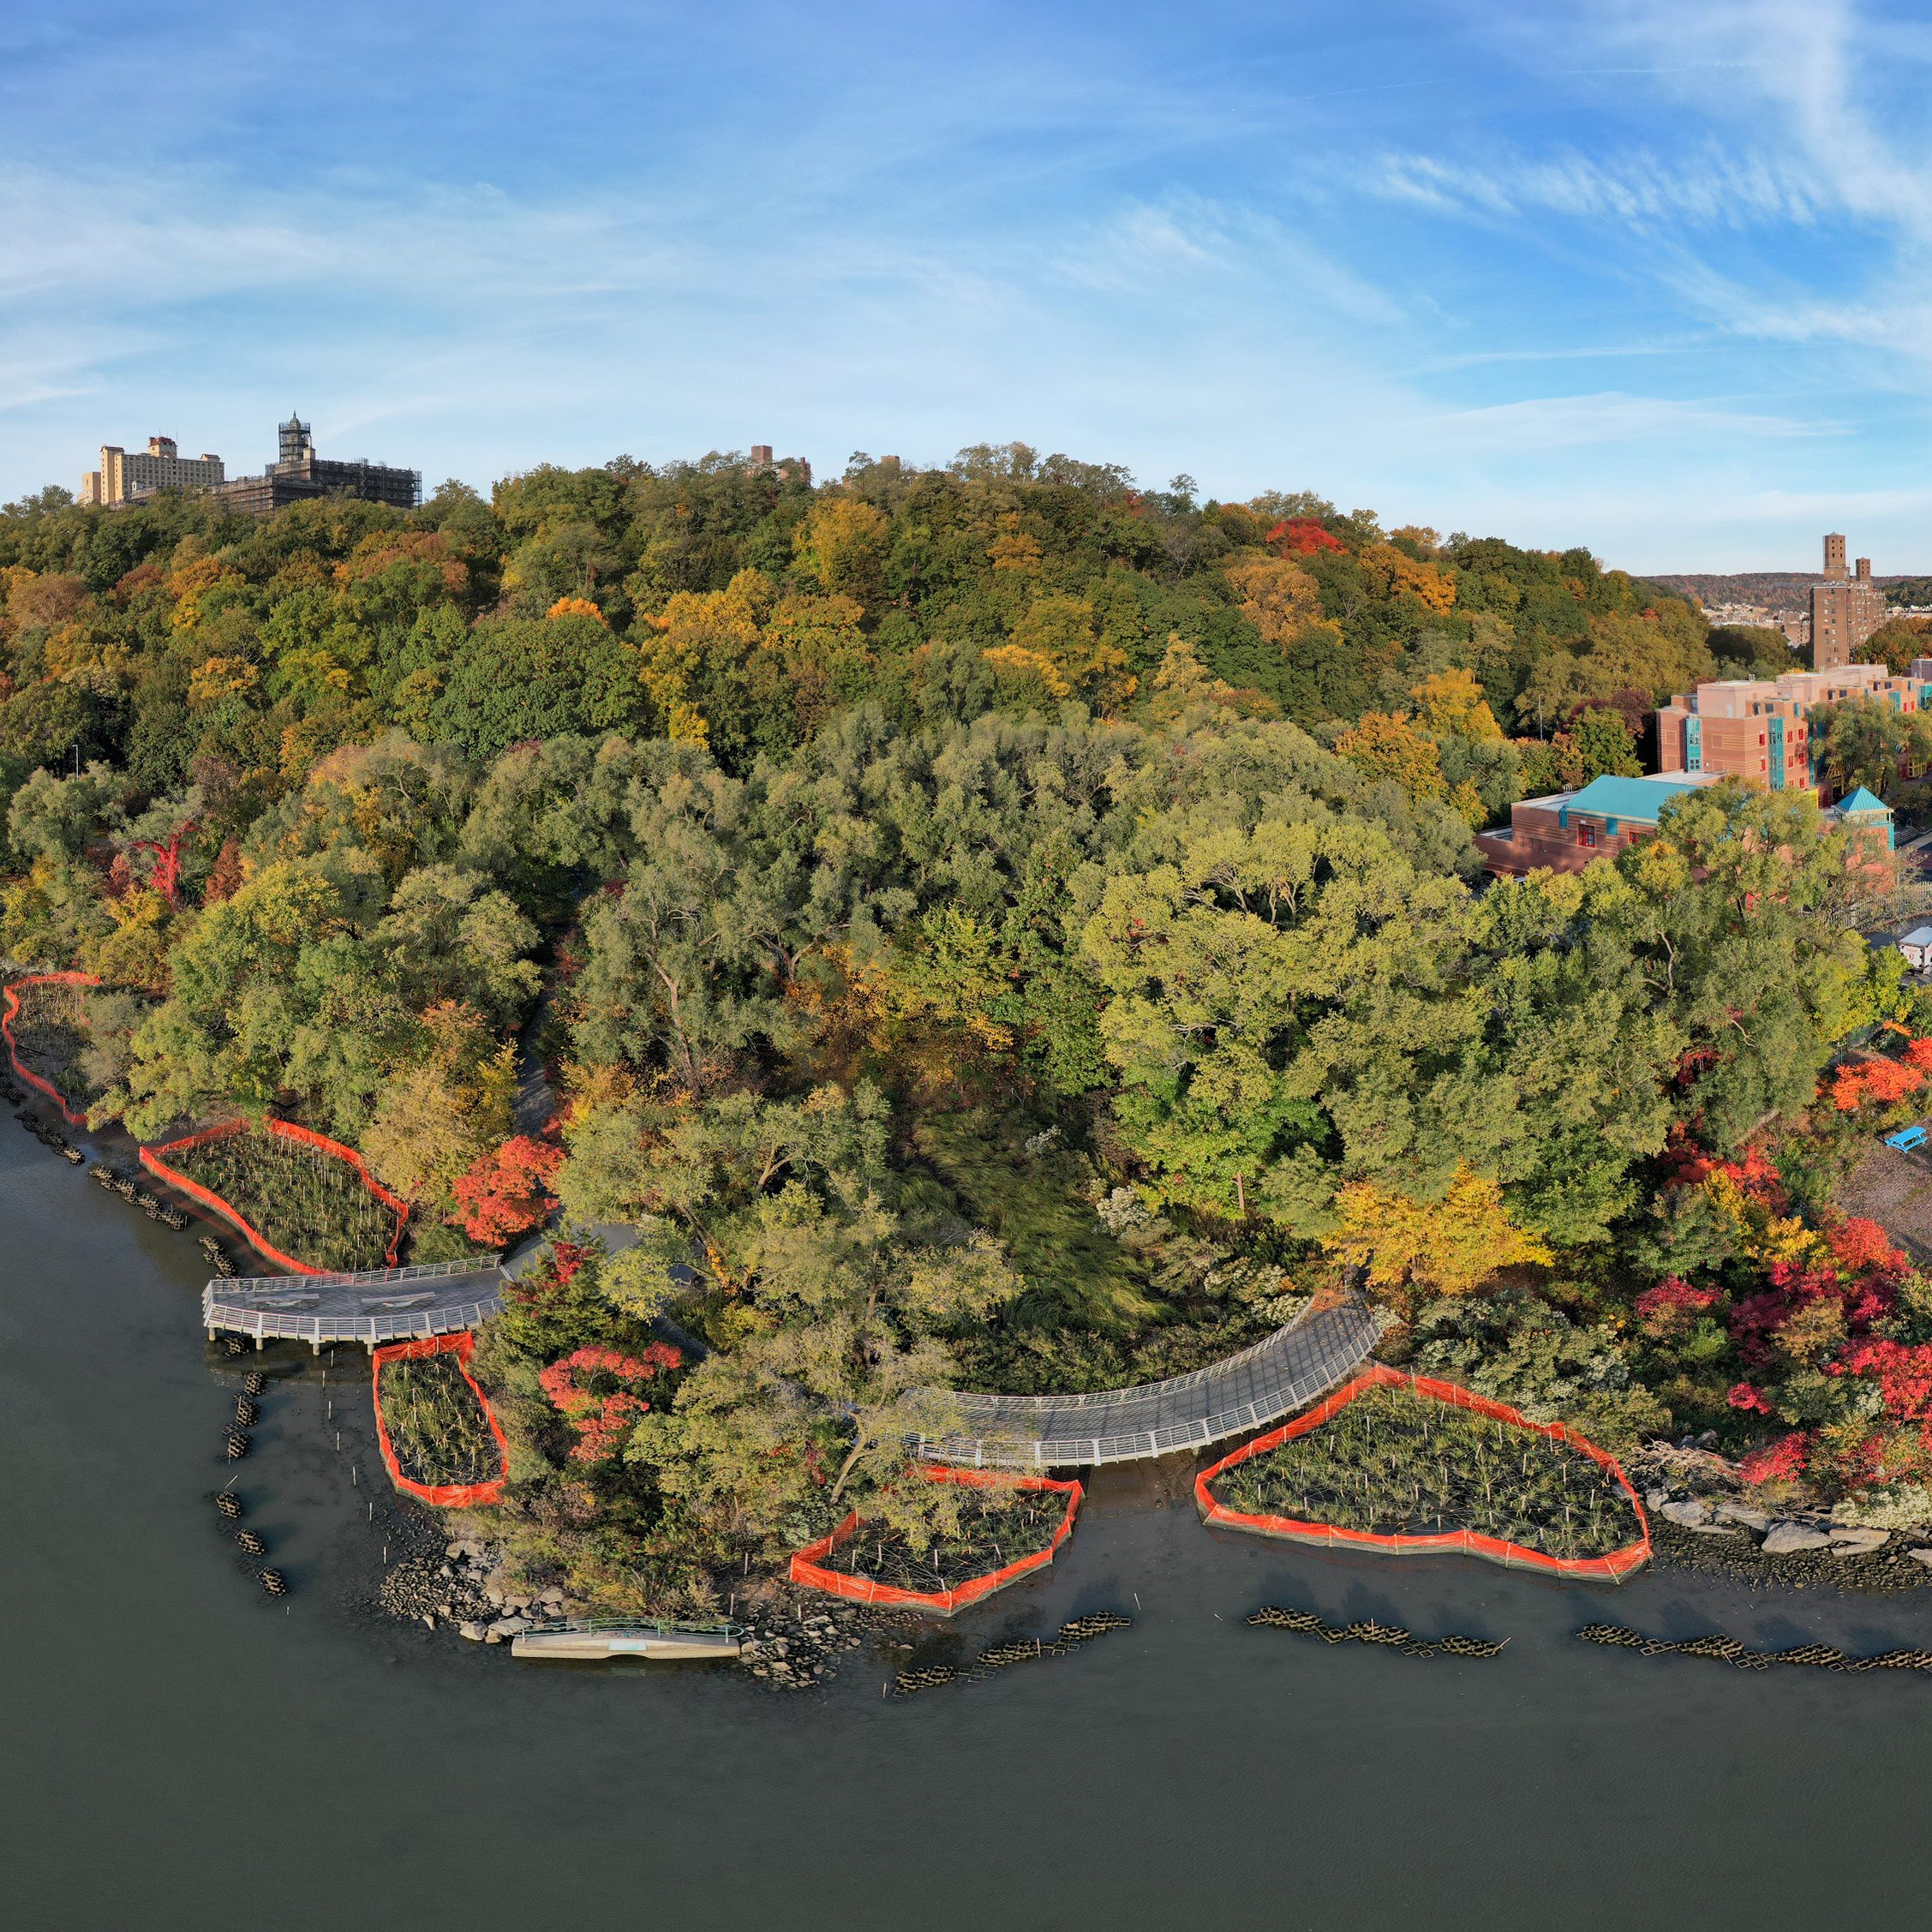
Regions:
[[207, 412, 420, 514]]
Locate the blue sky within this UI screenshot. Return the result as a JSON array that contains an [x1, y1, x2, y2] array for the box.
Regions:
[[6, 0, 1932, 569]]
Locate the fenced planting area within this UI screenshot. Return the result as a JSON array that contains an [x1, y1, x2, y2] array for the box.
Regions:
[[791, 1467, 1083, 1613], [372, 1334, 507, 1507], [147, 1122, 405, 1273], [1200, 1368, 1648, 1576], [3, 973, 103, 1121]]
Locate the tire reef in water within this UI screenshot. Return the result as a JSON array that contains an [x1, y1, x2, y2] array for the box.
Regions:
[[1247, 1604, 1504, 1659]]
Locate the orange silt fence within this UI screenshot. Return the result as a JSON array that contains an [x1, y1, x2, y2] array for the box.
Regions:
[[139, 1117, 408, 1277], [1195, 1364, 1651, 1582], [371, 1331, 509, 1509], [2, 971, 102, 1127], [790, 1463, 1084, 1615]]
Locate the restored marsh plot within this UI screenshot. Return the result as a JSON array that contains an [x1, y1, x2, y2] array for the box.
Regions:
[[1212, 1383, 1642, 1565], [161, 1126, 401, 1271], [376, 1350, 504, 1495], [815, 1491, 1068, 1593], [793, 1470, 1083, 1610], [4, 976, 99, 1116]]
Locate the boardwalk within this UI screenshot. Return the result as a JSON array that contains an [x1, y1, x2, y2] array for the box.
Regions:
[[202, 1259, 505, 1350], [203, 1239, 1384, 1465], [918, 1299, 1385, 1468]]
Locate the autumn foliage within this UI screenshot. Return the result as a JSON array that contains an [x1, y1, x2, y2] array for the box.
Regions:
[[1828, 1037, 1932, 1111], [451, 1133, 565, 1244], [1267, 518, 1346, 559], [1325, 1163, 1552, 1301], [539, 1343, 682, 1461]]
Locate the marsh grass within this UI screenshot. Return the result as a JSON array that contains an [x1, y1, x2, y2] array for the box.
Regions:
[[170, 1127, 397, 1271], [9, 980, 93, 1107], [1217, 1385, 1639, 1563], [378, 1353, 500, 1489], [815, 1487, 1068, 1594]]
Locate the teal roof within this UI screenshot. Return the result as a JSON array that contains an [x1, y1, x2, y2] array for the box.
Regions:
[[1564, 775, 1708, 823], [1832, 786, 1891, 816]]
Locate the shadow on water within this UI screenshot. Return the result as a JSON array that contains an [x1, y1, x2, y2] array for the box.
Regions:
[[8, 1116, 1932, 1932]]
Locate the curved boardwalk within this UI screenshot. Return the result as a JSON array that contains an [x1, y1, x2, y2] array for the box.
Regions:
[[203, 1259, 505, 1351], [203, 1240, 1383, 1465], [919, 1299, 1385, 1468]]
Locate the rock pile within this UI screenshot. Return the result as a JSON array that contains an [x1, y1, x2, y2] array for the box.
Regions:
[[1632, 1445, 1932, 1591], [739, 1605, 867, 1688], [379, 1538, 575, 1638]]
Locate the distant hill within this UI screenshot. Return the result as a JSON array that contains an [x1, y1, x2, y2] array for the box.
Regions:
[[1646, 571, 1927, 610]]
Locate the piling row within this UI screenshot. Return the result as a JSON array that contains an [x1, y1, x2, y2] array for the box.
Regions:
[[890, 1612, 1133, 1696], [1247, 1605, 1506, 1659]]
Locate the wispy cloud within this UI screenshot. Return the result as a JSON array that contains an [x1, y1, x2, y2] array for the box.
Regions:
[[1425, 391, 1833, 455], [1367, 147, 1824, 230]]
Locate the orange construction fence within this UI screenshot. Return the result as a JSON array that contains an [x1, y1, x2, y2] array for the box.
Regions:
[[790, 1464, 1085, 1616], [1195, 1363, 1652, 1582], [371, 1331, 509, 1509], [140, 1117, 409, 1277], [2, 971, 102, 1127]]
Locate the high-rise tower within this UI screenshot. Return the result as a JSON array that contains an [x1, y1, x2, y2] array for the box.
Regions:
[[1810, 533, 1885, 669]]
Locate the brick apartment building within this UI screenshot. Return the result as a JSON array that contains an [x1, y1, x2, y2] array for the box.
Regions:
[[1811, 532, 1888, 669], [1475, 771, 1895, 877], [1475, 773, 1719, 875], [1654, 661, 1932, 797]]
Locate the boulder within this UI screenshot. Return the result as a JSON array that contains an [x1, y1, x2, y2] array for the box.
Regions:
[[1906, 1548, 1932, 1570], [1762, 1521, 1835, 1556], [459, 1621, 488, 1642], [1827, 1528, 1890, 1556], [1714, 1501, 1771, 1532], [1658, 1498, 1711, 1529], [485, 1616, 532, 1643]]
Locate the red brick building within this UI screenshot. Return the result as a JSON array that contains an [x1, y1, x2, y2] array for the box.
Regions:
[[1476, 774, 1720, 876], [1654, 662, 1931, 800]]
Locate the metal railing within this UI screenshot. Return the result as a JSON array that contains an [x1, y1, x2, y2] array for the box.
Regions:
[[202, 1259, 508, 1348], [916, 1301, 1384, 1468]]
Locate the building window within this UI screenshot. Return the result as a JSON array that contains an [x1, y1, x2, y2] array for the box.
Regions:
[[1577, 825, 1596, 848]]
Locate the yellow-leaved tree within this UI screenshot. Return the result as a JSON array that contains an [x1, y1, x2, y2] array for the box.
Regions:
[[1325, 1164, 1552, 1304]]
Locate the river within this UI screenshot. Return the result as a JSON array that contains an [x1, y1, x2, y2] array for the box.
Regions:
[[6, 1121, 1932, 1931]]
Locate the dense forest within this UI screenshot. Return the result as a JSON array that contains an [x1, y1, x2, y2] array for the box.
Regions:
[[3, 444, 1926, 1612]]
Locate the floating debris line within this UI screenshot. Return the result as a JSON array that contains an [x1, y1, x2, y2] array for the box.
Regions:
[[1247, 1605, 1505, 1659], [890, 1612, 1132, 1696], [1577, 1624, 1932, 1672]]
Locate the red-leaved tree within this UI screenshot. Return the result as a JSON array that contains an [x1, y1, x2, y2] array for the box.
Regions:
[[451, 1135, 565, 1244]]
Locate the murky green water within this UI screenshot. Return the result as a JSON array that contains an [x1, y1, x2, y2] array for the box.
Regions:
[[6, 1122, 1932, 1931]]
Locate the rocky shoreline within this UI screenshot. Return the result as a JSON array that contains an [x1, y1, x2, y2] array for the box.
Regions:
[[1636, 1445, 1932, 1593], [373, 1524, 933, 1688]]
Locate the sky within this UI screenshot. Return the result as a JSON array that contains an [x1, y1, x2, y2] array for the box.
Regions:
[[5, 0, 1932, 570]]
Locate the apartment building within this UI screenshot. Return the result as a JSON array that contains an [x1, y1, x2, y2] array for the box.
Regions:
[[1475, 770, 1895, 877], [81, 435, 225, 505], [1811, 532, 1888, 669], [1654, 661, 1932, 799]]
